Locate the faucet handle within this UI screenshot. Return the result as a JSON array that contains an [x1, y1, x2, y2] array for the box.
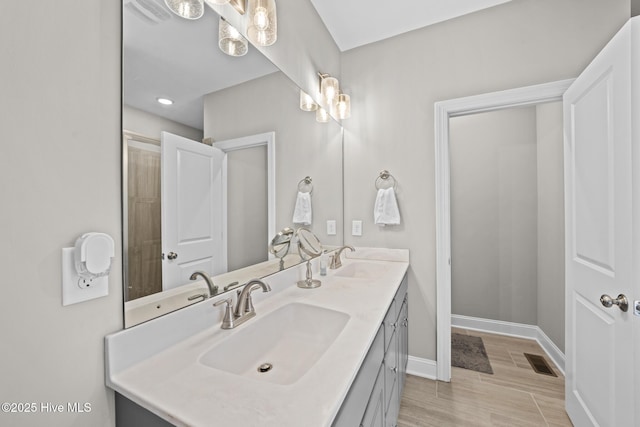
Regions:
[[213, 298, 235, 329]]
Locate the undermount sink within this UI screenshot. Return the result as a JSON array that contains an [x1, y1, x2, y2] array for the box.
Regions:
[[333, 262, 388, 279], [199, 303, 350, 385]]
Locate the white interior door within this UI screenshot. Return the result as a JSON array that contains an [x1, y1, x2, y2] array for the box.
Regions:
[[564, 20, 636, 427], [161, 132, 225, 291]]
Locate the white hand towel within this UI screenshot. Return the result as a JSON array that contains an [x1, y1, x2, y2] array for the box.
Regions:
[[374, 187, 401, 226], [292, 191, 312, 225]]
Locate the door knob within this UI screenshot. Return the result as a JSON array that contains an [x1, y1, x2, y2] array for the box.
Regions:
[[600, 294, 628, 312], [166, 251, 178, 260]]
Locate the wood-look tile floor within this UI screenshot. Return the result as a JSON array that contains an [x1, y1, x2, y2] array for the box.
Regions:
[[398, 328, 573, 427]]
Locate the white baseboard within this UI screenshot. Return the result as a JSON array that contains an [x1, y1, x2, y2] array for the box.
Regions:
[[407, 356, 437, 380], [451, 314, 565, 375]]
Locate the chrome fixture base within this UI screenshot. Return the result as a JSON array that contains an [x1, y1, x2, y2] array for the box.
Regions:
[[329, 245, 355, 269], [230, 0, 246, 15], [297, 279, 321, 289]]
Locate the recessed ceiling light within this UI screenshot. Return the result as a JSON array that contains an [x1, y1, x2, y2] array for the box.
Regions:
[[157, 97, 174, 105]]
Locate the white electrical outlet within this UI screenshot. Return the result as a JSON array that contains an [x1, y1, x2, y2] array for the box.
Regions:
[[62, 248, 109, 306], [352, 220, 363, 236], [327, 220, 337, 235]]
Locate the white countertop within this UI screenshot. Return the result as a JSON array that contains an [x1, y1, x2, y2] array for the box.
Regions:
[[106, 248, 409, 427]]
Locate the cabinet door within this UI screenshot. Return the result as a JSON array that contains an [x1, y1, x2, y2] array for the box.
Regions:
[[398, 299, 408, 394], [361, 366, 385, 427], [384, 329, 398, 415], [386, 377, 400, 427]]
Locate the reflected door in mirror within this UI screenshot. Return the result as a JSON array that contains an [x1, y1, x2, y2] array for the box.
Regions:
[[161, 132, 226, 290], [127, 141, 162, 300]]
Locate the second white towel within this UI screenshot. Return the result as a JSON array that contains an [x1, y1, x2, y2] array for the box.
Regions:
[[292, 191, 312, 225], [374, 187, 401, 226]]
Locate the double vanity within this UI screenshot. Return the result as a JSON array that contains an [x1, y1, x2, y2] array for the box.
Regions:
[[106, 248, 409, 427]]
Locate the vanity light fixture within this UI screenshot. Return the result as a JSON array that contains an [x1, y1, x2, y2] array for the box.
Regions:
[[336, 93, 351, 119], [316, 107, 329, 123], [156, 97, 174, 105], [164, 0, 204, 19], [299, 90, 318, 112], [247, 0, 277, 46], [219, 17, 248, 56]]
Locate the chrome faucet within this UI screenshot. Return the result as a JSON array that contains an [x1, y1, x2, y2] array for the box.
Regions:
[[212, 279, 271, 329], [190, 271, 218, 297], [235, 279, 271, 317], [329, 245, 355, 269]]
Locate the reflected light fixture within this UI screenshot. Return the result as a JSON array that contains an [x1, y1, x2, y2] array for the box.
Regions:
[[157, 97, 174, 105], [219, 17, 248, 56], [210, 0, 246, 14], [247, 0, 277, 46], [164, 0, 204, 19], [316, 107, 329, 123], [299, 90, 318, 112], [336, 93, 351, 119], [318, 72, 339, 109]]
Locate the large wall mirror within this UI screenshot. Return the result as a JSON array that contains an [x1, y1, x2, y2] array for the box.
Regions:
[[122, 0, 343, 327]]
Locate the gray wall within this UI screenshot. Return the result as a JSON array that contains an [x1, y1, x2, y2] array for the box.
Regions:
[[123, 105, 204, 142], [450, 107, 539, 326], [0, 1, 121, 426], [227, 146, 269, 271], [536, 101, 566, 352], [341, 0, 628, 361], [203, 72, 344, 247]]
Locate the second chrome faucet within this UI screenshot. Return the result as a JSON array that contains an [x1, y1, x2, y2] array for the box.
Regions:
[[213, 279, 271, 329]]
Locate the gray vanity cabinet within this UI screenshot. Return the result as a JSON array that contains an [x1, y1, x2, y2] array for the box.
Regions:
[[333, 274, 408, 427]]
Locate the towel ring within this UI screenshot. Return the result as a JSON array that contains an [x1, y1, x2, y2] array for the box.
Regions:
[[298, 176, 313, 194], [375, 170, 397, 190]]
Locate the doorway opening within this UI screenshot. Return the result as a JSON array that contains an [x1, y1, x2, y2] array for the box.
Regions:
[[434, 80, 573, 382]]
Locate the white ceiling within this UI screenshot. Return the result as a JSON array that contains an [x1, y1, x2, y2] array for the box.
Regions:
[[123, 0, 512, 130], [310, 0, 512, 51]]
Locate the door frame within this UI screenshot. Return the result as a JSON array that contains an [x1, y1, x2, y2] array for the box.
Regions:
[[434, 79, 574, 381]]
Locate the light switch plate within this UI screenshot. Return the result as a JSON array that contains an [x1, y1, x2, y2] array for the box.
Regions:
[[61, 248, 109, 306], [352, 220, 363, 236], [327, 220, 337, 236]]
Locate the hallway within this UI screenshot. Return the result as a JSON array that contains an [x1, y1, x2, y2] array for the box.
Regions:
[[398, 329, 571, 426]]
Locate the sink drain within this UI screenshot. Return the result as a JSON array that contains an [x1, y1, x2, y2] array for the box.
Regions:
[[257, 363, 273, 373]]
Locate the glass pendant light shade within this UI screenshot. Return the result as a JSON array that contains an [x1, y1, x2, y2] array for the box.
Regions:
[[299, 90, 318, 112], [219, 17, 248, 56], [316, 107, 329, 123], [247, 0, 277, 46], [321, 76, 339, 107], [337, 93, 351, 119], [164, 0, 204, 19]]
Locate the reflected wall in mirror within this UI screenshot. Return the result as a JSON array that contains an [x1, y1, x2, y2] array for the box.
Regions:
[[122, 0, 343, 327]]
